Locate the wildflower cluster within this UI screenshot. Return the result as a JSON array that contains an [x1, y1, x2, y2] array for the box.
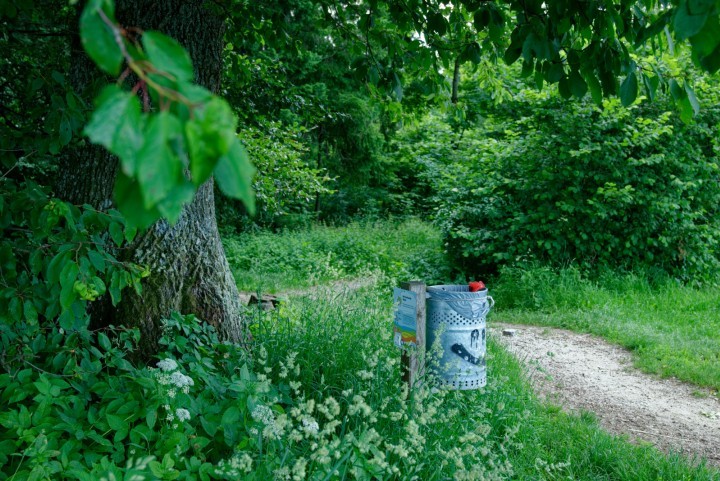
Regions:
[[153, 358, 195, 426]]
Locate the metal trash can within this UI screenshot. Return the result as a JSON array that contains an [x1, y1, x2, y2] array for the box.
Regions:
[[426, 285, 494, 390]]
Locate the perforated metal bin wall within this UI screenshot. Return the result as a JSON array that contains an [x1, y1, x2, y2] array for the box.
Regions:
[[426, 285, 493, 390]]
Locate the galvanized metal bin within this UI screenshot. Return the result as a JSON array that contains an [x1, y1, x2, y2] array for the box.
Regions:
[[426, 285, 494, 390]]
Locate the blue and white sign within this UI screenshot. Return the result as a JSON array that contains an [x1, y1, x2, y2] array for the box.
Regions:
[[393, 287, 417, 347]]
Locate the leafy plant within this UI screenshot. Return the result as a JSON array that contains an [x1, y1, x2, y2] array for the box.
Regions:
[[79, 0, 255, 229], [416, 91, 720, 281]]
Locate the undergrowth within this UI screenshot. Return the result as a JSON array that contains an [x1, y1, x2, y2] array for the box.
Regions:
[[222, 218, 453, 293]]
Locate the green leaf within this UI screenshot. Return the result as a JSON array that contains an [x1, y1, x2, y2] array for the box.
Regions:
[[155, 182, 195, 225], [59, 262, 80, 310], [673, 0, 711, 40], [221, 406, 240, 425], [88, 250, 106, 271], [142, 31, 194, 82], [109, 222, 124, 247], [684, 82, 700, 116], [619, 71, 638, 106], [214, 139, 256, 214], [147, 410, 157, 429], [79, 0, 123, 76], [98, 333, 112, 351], [547, 63, 564, 83], [106, 413, 126, 431], [670, 80, 694, 123], [534, 67, 544, 90], [113, 171, 162, 231], [504, 45, 522, 66], [47, 251, 71, 284], [59, 115, 72, 146], [690, 15, 720, 73], [585, 72, 603, 106], [558, 75, 572, 99], [569, 70, 588, 98], [185, 97, 237, 186], [136, 112, 184, 209], [427, 12, 447, 35], [84, 86, 144, 174], [642, 74, 659, 101], [23, 301, 38, 323], [474, 9, 490, 30]]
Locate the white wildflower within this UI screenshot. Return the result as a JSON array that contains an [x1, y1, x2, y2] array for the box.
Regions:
[[302, 417, 319, 436], [175, 408, 191, 422], [156, 359, 178, 371], [292, 458, 307, 481], [251, 405, 275, 425], [169, 371, 194, 389]]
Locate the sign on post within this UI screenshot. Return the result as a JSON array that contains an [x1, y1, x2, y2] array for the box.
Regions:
[[393, 287, 418, 347], [393, 282, 426, 387]]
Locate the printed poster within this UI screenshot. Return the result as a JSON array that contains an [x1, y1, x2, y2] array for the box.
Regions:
[[393, 287, 417, 347]]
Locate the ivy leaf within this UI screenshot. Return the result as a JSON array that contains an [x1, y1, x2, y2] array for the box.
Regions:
[[136, 112, 183, 209], [214, 139, 256, 214], [79, 0, 123, 76], [619, 71, 638, 106], [142, 31, 194, 82]]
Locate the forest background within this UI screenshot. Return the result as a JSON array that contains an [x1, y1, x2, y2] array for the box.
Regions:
[[2, 0, 720, 479]]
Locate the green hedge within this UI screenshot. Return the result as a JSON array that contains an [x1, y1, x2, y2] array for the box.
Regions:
[[424, 97, 720, 281]]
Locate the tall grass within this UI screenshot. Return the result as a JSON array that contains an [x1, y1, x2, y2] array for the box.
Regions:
[[247, 283, 719, 479], [222, 218, 453, 293], [492, 265, 720, 391], [225, 221, 719, 477]]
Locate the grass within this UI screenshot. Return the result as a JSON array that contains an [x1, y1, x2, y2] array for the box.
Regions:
[[225, 220, 720, 478], [222, 218, 452, 293], [492, 266, 720, 391], [247, 282, 719, 479]]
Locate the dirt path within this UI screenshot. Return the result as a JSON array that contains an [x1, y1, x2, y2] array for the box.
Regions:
[[238, 277, 377, 305], [494, 323, 720, 466]]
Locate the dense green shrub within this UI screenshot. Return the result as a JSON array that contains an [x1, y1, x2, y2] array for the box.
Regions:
[[419, 95, 720, 281], [216, 122, 331, 233]]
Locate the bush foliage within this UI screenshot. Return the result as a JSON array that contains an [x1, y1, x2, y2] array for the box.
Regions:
[[401, 93, 720, 281]]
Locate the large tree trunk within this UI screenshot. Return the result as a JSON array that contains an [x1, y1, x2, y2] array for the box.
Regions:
[[58, 0, 248, 354]]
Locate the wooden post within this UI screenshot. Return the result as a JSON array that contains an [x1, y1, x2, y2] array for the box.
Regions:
[[401, 281, 426, 388]]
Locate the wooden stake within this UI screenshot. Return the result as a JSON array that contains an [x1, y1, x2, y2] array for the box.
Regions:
[[401, 281, 426, 388]]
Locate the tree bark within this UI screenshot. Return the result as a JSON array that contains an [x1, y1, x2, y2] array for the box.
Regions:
[[451, 55, 461, 105], [58, 0, 248, 354]]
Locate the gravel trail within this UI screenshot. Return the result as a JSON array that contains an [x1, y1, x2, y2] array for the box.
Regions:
[[494, 323, 720, 466]]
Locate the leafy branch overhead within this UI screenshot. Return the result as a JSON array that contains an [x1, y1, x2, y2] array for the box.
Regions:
[[79, 0, 255, 230]]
